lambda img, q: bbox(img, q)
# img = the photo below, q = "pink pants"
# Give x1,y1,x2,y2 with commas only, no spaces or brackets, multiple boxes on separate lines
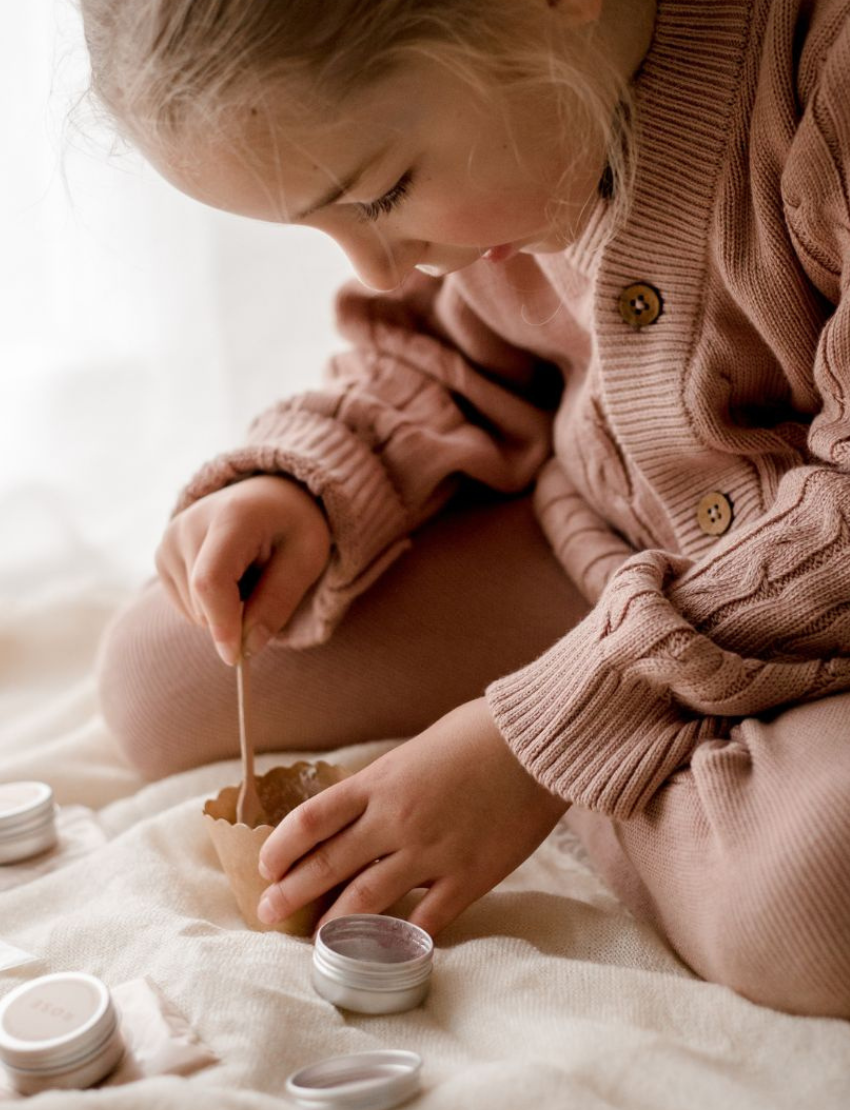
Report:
97,494,850,1019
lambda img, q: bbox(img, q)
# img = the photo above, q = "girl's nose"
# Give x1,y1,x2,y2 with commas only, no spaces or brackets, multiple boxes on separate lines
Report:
336,228,421,292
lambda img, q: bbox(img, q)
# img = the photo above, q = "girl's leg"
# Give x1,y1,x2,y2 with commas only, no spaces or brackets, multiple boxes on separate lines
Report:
567,692,850,1018
96,493,591,778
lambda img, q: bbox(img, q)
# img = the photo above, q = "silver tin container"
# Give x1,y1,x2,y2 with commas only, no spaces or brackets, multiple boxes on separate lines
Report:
312,915,433,1014
0,782,58,865
286,1049,422,1110
0,972,125,1094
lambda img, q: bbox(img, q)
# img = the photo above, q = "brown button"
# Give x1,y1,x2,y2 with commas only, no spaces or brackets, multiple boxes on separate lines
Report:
697,492,733,536
618,283,663,327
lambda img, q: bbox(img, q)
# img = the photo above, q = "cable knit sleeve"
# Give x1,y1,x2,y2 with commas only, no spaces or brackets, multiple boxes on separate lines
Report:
173,270,559,646
486,17,850,819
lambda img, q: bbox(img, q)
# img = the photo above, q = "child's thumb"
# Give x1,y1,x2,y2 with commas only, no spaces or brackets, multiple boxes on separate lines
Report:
241,546,316,657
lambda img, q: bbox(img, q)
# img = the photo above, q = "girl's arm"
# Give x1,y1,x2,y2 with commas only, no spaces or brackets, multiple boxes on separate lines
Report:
488,23,850,819
172,265,563,647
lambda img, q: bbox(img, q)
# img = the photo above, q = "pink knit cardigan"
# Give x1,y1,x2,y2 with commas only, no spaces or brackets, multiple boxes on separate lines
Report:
176,0,850,818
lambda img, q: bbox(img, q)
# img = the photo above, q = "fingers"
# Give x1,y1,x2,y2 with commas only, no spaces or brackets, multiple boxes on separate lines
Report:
154,551,197,626
240,539,325,658
259,852,417,928
257,780,399,927
165,514,276,665
259,844,478,937
155,537,215,633
154,479,331,665
259,782,366,883
316,855,415,922
189,523,250,664
407,879,476,939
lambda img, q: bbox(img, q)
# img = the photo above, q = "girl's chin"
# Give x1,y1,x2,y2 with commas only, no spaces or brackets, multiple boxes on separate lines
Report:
518,239,566,254
414,232,566,278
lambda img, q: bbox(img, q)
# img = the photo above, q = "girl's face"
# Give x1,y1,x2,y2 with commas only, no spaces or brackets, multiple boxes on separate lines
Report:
147,54,613,291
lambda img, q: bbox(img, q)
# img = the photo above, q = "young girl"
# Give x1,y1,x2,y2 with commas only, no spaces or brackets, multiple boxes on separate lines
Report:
84,0,850,1019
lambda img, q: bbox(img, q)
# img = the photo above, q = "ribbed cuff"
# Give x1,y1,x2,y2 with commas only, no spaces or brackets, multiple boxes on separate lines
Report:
485,610,714,819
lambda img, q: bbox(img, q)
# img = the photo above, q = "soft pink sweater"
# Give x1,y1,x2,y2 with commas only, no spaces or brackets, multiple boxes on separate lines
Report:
177,0,850,818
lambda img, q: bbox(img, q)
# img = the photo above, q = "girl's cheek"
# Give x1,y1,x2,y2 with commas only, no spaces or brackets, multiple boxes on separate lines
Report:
424,194,546,246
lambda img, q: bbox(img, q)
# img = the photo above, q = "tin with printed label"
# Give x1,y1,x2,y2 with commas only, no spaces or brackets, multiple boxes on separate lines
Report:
0,972,124,1094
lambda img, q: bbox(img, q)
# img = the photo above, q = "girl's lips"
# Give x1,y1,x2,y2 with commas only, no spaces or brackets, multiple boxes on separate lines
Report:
481,243,520,264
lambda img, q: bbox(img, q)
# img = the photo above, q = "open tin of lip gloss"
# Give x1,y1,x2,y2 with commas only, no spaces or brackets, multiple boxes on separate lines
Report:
311,915,434,1015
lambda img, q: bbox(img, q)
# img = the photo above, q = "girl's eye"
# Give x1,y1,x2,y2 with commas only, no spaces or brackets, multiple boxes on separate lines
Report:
353,171,414,223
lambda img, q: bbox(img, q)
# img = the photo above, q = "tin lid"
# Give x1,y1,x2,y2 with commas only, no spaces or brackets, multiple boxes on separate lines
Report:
285,1050,422,1110
0,783,54,838
0,973,116,1073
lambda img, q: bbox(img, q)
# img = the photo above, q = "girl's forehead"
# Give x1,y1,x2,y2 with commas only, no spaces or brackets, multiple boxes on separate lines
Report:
147,60,491,222
145,87,413,223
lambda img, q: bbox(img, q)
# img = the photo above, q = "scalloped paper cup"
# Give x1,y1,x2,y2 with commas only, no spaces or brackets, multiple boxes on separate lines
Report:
203,761,348,935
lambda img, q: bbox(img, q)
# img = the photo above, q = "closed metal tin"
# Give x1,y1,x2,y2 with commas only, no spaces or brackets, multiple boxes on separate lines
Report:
0,972,124,1094
0,782,58,865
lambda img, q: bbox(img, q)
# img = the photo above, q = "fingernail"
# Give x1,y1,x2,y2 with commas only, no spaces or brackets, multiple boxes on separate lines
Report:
244,624,271,658
257,893,277,925
214,641,237,666
210,630,238,666
258,858,273,882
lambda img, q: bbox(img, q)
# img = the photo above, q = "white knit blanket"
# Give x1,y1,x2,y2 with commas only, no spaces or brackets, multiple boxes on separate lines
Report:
1,581,848,1109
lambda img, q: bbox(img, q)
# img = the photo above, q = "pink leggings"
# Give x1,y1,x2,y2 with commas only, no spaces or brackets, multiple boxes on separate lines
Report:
97,494,850,1019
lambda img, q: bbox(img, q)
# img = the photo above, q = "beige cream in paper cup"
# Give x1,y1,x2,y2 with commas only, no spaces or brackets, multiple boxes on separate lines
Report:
203,761,348,935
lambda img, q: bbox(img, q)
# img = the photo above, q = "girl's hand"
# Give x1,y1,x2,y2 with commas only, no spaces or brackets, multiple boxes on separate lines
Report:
155,474,331,665
256,698,569,937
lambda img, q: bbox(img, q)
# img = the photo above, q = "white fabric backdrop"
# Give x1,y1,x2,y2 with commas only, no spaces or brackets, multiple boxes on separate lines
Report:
0,1,352,602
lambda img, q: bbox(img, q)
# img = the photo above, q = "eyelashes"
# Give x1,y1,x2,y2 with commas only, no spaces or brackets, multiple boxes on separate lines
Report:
353,170,414,223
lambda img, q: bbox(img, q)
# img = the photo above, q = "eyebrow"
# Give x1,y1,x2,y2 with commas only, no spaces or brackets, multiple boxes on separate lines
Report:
292,144,392,222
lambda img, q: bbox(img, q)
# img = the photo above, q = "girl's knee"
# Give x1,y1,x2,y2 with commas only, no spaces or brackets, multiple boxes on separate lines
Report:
96,584,227,780
680,710,850,1017
696,832,850,1019
709,895,850,1019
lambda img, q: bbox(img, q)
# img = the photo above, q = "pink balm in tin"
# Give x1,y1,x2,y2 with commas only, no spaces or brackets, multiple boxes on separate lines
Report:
312,914,434,1014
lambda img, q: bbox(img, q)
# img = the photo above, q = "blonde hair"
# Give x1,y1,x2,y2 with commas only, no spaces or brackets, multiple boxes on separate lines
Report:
79,0,636,232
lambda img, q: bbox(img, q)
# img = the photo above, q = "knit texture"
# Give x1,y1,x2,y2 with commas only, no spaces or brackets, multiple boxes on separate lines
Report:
175,0,850,817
